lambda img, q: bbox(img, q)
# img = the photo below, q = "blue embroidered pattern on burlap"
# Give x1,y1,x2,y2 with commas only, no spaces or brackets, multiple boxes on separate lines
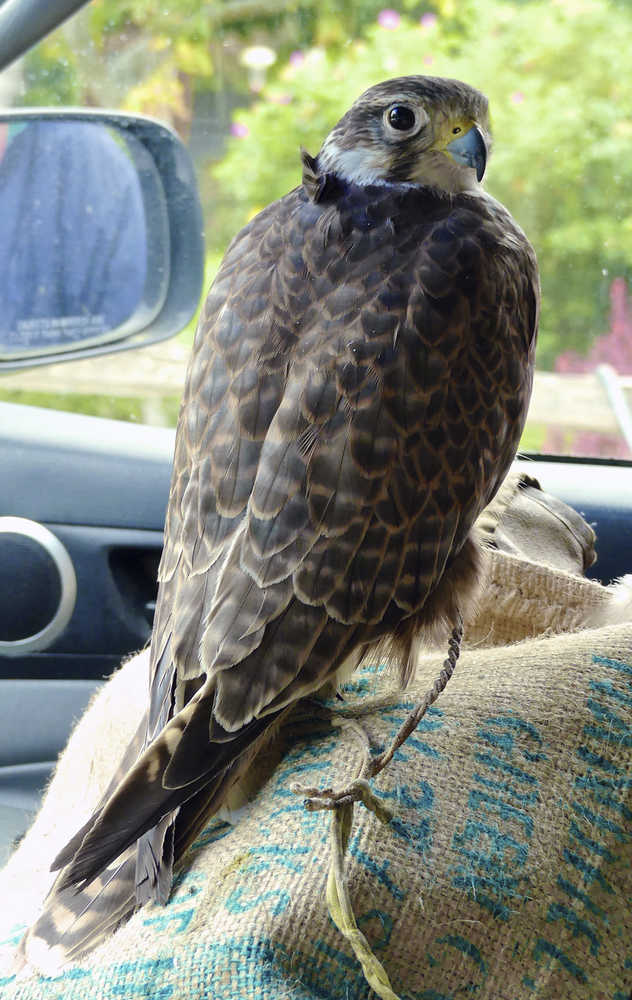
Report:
1,655,630,999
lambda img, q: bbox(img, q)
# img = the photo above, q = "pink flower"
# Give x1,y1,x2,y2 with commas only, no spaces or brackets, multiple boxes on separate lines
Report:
269,93,292,105
420,12,437,29
511,91,525,105
423,54,434,66
378,9,401,29
289,50,305,67
555,278,632,374
230,122,249,139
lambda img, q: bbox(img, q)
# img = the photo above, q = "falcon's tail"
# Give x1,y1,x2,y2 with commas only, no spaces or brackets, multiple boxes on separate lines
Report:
18,766,241,973
18,692,283,972
17,850,138,975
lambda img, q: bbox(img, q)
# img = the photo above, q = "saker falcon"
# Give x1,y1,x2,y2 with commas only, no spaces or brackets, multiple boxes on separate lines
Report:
20,75,539,969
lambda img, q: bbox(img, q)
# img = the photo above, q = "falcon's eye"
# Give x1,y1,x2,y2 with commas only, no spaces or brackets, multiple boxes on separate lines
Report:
387,105,416,131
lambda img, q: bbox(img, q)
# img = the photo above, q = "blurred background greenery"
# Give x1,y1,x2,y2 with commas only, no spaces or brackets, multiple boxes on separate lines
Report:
2,0,632,454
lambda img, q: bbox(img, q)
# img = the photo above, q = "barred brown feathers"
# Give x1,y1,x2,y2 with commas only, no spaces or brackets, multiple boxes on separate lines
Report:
20,75,538,971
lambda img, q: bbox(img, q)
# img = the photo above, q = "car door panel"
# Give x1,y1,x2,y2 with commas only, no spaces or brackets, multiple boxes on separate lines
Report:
0,679,99,863
0,401,174,856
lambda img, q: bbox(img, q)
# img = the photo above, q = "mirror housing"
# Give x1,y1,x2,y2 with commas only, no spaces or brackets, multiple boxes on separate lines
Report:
0,109,204,371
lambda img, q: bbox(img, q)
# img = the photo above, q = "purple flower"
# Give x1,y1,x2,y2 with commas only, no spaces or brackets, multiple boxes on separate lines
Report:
511,91,525,105
230,122,249,139
289,50,305,67
378,9,401,29
420,12,437,29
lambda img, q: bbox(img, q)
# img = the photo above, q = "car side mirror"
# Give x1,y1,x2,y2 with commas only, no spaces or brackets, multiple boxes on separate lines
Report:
0,110,204,371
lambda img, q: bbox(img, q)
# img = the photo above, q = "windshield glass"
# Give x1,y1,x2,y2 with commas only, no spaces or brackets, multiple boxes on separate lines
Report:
0,0,630,459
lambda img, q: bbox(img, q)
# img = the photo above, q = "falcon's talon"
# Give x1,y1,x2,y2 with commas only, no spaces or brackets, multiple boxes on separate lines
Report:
295,777,393,823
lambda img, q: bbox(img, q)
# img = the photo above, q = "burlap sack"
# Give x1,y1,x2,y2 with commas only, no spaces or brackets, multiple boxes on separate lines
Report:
0,478,630,999
0,557,630,998
465,548,612,648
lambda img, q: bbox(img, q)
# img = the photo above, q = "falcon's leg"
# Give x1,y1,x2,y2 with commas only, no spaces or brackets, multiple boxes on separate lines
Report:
369,612,463,779
292,613,464,816
292,617,464,1000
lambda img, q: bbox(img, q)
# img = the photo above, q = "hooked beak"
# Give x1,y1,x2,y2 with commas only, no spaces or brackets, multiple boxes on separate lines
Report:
446,124,487,182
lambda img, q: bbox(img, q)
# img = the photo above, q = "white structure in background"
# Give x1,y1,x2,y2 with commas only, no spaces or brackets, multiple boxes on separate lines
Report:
240,45,276,92
0,59,23,105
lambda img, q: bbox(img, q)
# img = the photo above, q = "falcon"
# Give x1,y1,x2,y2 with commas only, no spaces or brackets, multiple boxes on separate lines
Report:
21,75,539,968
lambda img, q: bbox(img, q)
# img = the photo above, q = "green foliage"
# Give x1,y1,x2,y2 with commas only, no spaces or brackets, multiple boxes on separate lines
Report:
0,388,181,426
21,39,81,106
13,0,632,393
518,421,546,454
211,0,632,368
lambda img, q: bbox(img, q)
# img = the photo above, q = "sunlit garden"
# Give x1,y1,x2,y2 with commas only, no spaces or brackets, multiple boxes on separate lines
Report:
1,0,631,456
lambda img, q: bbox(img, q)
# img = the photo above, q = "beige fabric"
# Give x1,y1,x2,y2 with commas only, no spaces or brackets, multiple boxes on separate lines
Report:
0,652,150,943
477,471,597,576
467,548,611,648
467,469,609,647
0,545,630,999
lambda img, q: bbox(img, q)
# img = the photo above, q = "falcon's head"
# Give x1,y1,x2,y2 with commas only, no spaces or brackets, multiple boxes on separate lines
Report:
316,76,491,194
